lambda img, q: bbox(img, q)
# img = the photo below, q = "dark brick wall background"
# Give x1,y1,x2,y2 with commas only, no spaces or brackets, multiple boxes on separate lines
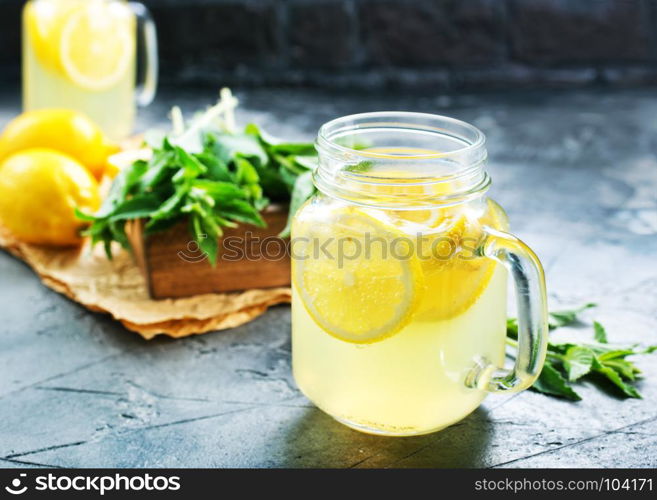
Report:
4,0,657,89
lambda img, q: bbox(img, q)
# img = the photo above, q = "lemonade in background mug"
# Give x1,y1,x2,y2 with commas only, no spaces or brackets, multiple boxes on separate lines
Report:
292,112,549,436
22,0,157,139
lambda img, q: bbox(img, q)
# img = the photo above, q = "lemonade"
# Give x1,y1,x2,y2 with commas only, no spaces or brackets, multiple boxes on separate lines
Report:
291,112,549,436
22,0,153,139
292,191,509,435
292,272,507,435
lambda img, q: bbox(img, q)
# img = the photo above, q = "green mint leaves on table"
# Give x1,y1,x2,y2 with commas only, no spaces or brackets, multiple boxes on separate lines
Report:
507,304,656,400
78,89,317,265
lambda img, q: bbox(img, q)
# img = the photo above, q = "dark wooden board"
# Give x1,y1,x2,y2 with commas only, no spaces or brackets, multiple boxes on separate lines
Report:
127,206,291,299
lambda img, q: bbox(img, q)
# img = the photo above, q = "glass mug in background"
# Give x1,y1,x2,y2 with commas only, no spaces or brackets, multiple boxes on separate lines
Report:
291,113,549,436
22,0,158,140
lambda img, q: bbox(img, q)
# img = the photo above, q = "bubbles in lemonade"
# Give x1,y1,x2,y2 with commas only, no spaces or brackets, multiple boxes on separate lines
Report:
23,0,136,139
292,158,509,435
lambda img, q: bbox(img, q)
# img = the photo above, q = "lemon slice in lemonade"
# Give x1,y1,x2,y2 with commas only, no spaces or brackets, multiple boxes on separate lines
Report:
414,200,508,321
59,1,135,91
294,207,425,344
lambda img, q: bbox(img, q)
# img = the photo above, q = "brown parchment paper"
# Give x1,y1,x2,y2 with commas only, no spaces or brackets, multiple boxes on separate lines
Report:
0,225,291,339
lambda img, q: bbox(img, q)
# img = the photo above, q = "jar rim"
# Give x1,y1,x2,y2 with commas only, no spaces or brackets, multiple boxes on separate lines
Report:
316,111,486,162
314,111,491,208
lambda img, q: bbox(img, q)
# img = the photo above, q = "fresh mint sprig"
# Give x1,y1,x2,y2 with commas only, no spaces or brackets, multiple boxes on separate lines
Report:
507,304,656,400
78,89,317,265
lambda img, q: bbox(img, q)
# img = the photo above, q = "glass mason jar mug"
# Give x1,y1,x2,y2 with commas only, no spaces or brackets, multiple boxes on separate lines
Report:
291,112,549,436
22,0,158,139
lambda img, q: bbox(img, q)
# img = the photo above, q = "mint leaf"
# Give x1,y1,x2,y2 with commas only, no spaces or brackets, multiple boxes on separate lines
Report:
190,214,219,267
211,132,268,167
532,363,582,400
597,349,637,361
548,303,596,329
601,359,638,381
279,171,315,239
74,208,96,222
244,123,315,155
145,189,188,229
593,321,608,343
562,346,594,381
271,143,316,156
344,161,374,173
593,364,642,399
508,303,657,402
95,159,148,218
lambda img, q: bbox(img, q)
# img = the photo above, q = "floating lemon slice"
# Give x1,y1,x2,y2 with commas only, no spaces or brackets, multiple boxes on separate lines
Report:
415,199,508,321
59,2,134,91
293,207,424,344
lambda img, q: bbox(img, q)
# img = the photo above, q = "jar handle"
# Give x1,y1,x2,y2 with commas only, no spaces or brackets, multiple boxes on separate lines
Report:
129,2,158,107
465,228,549,392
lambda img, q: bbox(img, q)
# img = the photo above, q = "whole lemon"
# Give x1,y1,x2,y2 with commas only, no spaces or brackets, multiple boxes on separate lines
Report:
0,109,116,180
0,149,101,246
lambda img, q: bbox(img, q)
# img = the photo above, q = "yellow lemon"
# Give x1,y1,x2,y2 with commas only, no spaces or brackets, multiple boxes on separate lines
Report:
0,109,117,180
293,207,424,344
0,149,101,246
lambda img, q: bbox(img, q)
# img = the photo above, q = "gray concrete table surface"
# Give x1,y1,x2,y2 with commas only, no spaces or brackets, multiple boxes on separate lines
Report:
0,86,656,468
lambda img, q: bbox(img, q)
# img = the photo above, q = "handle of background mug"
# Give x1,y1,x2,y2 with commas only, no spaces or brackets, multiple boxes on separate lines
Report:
129,2,158,107
466,227,549,392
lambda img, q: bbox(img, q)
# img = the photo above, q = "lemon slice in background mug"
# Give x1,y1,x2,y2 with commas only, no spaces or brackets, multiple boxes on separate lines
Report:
59,1,135,91
24,0,73,73
293,207,425,344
